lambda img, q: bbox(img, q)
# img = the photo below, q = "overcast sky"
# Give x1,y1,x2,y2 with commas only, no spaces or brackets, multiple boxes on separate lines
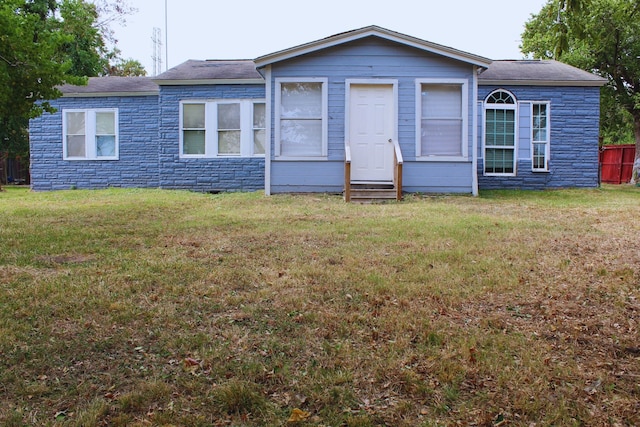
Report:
113,0,548,75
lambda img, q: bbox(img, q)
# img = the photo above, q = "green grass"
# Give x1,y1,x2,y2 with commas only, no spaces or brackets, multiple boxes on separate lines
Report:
0,185,639,426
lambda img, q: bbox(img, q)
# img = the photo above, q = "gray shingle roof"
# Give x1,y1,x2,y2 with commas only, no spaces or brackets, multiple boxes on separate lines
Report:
59,76,158,96
479,60,607,86
153,60,263,83
58,57,607,97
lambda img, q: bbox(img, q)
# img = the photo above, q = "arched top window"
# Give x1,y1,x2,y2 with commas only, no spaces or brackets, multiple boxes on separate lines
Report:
486,90,516,105
484,90,517,175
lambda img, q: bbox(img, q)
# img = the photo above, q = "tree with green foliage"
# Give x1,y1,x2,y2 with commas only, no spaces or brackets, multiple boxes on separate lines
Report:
521,0,640,183
0,0,143,189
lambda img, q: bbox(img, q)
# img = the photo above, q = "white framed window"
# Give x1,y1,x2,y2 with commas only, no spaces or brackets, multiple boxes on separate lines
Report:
180,100,265,158
532,102,550,171
275,78,328,159
416,79,468,159
484,90,517,175
63,109,118,160
252,102,266,155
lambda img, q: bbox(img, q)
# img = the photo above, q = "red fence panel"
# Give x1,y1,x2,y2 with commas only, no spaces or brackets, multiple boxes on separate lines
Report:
599,144,636,184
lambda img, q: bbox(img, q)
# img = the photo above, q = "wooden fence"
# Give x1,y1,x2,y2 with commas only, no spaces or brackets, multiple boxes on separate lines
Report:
599,144,636,184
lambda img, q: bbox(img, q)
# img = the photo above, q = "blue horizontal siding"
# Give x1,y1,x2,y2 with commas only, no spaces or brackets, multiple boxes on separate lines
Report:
268,36,476,193
403,162,473,193
29,95,160,191
271,161,344,193
477,85,600,190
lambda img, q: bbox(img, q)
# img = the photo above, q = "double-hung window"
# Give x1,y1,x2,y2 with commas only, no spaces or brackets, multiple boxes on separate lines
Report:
484,90,517,175
532,102,550,171
63,109,118,160
275,78,328,158
416,80,467,158
180,100,265,158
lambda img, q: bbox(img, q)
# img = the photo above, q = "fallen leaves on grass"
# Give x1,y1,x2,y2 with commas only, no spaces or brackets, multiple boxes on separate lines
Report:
287,408,311,423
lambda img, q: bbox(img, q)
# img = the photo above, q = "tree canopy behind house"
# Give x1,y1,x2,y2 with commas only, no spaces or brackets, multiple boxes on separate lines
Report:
0,0,144,185
521,0,640,183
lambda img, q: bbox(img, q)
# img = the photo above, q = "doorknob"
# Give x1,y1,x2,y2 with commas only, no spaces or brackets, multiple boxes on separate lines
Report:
388,139,392,143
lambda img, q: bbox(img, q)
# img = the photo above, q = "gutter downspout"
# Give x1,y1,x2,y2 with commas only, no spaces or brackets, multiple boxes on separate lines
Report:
264,66,272,196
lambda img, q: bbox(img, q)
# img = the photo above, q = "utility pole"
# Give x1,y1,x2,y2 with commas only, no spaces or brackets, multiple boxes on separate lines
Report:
165,0,169,71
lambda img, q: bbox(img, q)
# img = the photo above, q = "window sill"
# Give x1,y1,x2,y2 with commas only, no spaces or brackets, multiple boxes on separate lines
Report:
64,157,119,161
179,155,265,159
484,173,516,177
532,169,550,173
415,156,468,162
274,156,328,161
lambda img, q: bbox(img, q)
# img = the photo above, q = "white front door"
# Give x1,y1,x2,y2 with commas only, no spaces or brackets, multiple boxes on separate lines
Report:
349,84,395,182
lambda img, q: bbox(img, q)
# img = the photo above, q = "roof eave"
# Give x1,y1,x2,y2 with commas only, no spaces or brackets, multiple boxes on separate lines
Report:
152,78,264,86
255,26,492,68
479,79,607,87
62,91,159,98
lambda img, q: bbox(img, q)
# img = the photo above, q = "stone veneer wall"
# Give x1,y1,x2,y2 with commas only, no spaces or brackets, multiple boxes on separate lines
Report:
157,84,265,192
477,85,601,190
30,95,160,191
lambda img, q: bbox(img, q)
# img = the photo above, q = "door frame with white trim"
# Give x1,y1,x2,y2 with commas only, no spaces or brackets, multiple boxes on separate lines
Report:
345,79,398,182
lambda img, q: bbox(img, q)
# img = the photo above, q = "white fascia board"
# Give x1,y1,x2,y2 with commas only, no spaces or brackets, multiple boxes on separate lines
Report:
479,79,607,87
255,27,492,69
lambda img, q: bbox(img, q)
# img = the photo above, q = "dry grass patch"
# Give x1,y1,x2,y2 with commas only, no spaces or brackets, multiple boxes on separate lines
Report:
0,186,638,426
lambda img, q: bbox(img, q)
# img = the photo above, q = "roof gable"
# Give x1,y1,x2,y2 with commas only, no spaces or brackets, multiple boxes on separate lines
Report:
254,25,492,69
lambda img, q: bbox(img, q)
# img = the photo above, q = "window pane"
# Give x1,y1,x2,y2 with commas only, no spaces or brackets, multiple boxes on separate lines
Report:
254,129,265,155
421,119,462,156
96,112,115,134
422,85,461,118
280,119,322,156
533,129,547,142
533,142,546,169
218,103,240,130
183,130,205,154
218,130,241,155
281,82,322,118
533,104,548,142
485,148,514,174
487,91,515,104
485,109,515,146
66,135,86,157
96,135,116,157
66,112,85,135
183,104,205,128
253,103,266,128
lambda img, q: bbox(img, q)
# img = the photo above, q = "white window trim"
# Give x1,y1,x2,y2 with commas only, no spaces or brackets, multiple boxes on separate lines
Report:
531,101,551,172
274,77,328,160
483,90,518,176
62,108,119,161
415,78,468,161
179,99,266,159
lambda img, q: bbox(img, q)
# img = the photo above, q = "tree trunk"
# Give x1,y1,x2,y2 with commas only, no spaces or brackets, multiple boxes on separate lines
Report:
633,114,640,184
0,154,5,192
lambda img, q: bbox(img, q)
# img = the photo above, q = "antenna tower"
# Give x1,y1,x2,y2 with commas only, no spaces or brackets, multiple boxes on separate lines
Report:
152,27,163,76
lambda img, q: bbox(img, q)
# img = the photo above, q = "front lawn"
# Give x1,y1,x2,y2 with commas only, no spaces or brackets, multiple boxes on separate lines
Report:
0,186,638,426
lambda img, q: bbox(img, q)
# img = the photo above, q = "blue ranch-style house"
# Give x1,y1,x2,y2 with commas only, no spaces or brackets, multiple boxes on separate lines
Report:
29,26,607,200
